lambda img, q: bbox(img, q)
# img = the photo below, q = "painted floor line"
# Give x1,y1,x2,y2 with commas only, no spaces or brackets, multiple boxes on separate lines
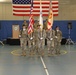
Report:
40,56,50,75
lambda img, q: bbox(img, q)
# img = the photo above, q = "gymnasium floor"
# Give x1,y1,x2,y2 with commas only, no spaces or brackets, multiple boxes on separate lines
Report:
0,44,76,75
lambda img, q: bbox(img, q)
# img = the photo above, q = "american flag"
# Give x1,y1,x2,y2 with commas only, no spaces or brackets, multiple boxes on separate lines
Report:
51,1,59,16
12,0,59,16
28,15,34,34
28,0,34,34
12,0,51,16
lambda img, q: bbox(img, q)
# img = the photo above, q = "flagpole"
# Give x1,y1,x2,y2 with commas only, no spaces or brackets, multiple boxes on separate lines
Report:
39,0,43,31
40,0,41,6
40,0,42,38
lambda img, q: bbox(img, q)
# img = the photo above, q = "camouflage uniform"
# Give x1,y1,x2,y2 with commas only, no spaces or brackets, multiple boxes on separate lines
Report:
36,26,46,55
33,29,37,51
55,29,62,54
33,20,39,29
46,29,55,55
22,20,28,28
31,21,39,54
19,26,28,56
43,19,48,30
28,31,35,55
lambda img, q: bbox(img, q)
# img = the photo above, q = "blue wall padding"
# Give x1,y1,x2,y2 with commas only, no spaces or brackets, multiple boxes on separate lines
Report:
0,20,76,42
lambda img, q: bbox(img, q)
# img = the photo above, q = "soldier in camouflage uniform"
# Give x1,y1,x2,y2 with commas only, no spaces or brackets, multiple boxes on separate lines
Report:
36,25,46,55
33,20,39,44
46,28,55,55
28,30,35,55
33,20,39,29
19,25,28,56
54,26,62,54
22,20,28,29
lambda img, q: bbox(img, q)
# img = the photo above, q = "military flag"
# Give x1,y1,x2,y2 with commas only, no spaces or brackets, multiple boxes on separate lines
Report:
28,0,34,34
47,8,53,30
39,0,43,31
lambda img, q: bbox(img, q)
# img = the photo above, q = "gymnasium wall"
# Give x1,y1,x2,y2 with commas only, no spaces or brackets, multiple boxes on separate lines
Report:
0,1,76,42
0,0,76,20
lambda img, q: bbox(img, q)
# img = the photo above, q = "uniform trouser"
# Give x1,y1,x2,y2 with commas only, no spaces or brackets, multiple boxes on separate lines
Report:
20,38,27,54
47,39,55,54
28,40,35,52
37,39,45,53
55,41,61,53
34,40,37,50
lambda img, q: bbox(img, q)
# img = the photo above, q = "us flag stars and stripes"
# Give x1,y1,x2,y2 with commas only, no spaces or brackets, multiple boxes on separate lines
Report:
28,0,34,34
13,0,31,4
12,0,59,16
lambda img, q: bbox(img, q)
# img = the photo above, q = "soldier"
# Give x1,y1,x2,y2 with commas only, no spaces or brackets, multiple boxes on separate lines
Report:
19,25,28,56
33,20,39,29
54,26,62,54
46,28,55,55
28,30,35,55
22,20,28,28
36,25,46,55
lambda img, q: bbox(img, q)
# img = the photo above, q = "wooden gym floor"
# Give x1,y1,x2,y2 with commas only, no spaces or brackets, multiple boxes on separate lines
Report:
0,44,76,75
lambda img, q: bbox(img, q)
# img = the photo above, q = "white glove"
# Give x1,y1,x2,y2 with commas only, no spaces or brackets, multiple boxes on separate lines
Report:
59,40,61,42
30,37,33,40
50,38,53,40
55,36,57,38
19,35,21,38
40,37,43,40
